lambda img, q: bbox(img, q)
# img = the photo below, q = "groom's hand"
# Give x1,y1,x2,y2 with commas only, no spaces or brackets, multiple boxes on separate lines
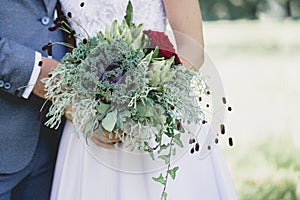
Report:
33,57,59,99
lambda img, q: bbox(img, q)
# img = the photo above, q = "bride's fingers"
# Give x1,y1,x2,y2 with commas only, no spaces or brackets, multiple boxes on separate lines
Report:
102,131,124,143
92,130,122,147
91,136,116,150
64,105,73,121
98,135,121,143
93,130,124,143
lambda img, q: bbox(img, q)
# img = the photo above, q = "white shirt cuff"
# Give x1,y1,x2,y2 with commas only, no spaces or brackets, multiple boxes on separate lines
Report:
22,52,42,99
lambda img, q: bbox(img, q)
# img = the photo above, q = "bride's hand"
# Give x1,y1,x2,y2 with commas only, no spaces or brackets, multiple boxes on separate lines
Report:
91,130,124,150
64,105,73,121
64,105,123,149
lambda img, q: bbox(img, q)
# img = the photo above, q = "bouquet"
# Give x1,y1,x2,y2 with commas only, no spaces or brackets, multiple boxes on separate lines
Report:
43,2,216,199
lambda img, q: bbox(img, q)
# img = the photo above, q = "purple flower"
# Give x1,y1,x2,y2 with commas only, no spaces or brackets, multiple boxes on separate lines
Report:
97,62,125,84
108,74,125,84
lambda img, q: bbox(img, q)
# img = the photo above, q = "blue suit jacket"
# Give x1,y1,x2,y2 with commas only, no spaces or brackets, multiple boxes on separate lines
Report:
0,0,66,173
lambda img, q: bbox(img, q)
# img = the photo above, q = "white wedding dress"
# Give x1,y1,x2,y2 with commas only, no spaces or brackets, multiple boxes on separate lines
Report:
51,0,238,199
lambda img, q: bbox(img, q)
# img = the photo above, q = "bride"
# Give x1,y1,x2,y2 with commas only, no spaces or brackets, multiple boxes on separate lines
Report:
51,0,238,199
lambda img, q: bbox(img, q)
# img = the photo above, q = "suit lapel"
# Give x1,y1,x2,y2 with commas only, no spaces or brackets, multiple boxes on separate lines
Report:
42,0,57,15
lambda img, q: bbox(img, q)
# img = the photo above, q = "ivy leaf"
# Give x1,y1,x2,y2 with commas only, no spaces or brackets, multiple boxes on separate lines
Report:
158,154,170,165
166,116,172,125
155,133,162,143
101,109,118,132
167,166,179,180
173,133,183,148
158,143,170,154
152,173,166,185
172,148,176,156
162,192,167,200
149,151,155,160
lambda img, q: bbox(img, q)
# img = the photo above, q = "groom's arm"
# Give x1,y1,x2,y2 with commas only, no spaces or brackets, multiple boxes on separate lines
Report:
32,56,60,99
0,37,59,99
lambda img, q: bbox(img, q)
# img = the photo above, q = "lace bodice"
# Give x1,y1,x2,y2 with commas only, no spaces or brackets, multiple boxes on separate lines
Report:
60,0,166,38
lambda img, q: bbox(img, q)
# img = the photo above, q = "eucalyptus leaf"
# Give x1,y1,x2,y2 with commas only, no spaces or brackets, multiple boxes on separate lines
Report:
101,109,118,132
96,102,111,114
136,102,154,117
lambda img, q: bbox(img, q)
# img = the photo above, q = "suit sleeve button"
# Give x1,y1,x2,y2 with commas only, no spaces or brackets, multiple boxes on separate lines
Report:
41,16,50,26
4,82,11,90
0,80,4,88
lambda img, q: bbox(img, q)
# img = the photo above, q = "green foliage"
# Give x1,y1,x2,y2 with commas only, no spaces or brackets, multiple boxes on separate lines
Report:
101,109,118,132
168,166,179,180
228,136,300,200
124,1,133,26
241,177,298,200
158,154,171,165
153,174,166,185
44,2,209,199
173,134,183,148
199,0,263,20
162,192,167,200
199,0,299,20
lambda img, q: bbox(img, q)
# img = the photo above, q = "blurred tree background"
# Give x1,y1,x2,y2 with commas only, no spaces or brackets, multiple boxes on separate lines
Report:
199,0,300,20
198,0,300,200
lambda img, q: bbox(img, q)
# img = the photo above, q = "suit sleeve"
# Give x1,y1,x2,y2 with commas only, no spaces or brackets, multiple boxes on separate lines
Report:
22,52,42,99
0,36,37,98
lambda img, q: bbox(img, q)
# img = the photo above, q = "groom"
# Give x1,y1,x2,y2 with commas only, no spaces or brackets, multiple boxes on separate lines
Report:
0,0,66,199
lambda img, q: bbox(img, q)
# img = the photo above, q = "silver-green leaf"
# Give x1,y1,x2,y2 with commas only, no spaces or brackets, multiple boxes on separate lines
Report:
101,109,118,132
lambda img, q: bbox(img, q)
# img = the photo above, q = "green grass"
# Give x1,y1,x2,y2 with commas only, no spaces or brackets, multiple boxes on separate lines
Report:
203,19,300,200
225,136,300,200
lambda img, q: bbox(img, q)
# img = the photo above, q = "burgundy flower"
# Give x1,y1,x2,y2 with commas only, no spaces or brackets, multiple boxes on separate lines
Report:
143,30,182,65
